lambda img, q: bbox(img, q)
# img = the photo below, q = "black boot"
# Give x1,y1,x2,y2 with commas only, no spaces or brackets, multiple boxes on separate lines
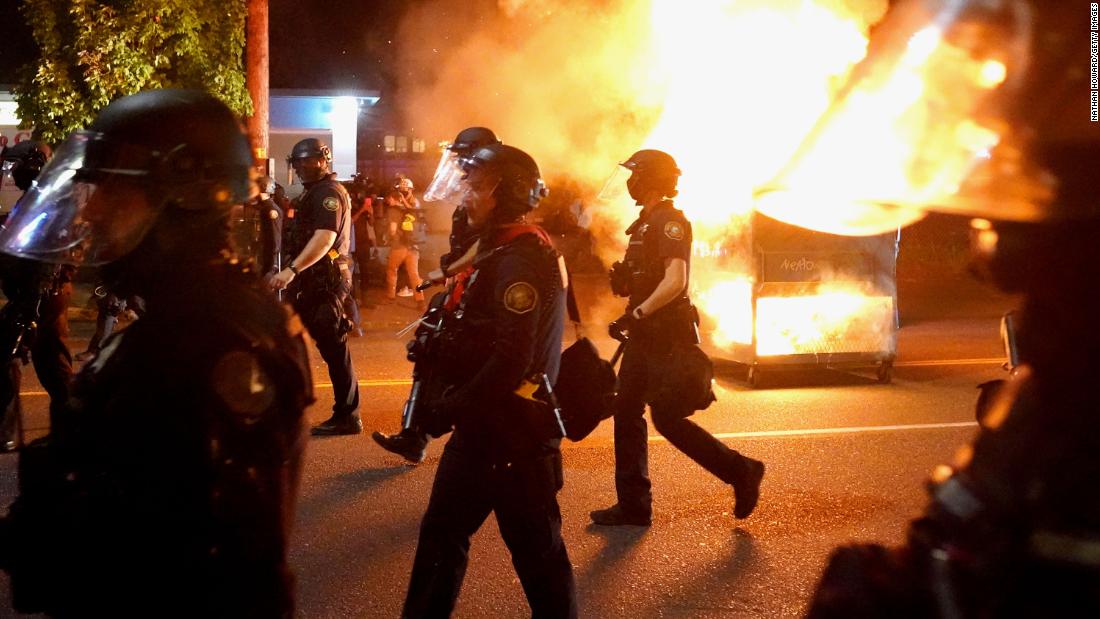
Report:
310,414,363,436
589,504,651,526
732,457,765,519
371,429,427,464
0,410,19,452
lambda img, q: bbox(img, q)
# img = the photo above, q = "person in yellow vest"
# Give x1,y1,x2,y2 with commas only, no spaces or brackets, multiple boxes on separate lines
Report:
384,177,425,307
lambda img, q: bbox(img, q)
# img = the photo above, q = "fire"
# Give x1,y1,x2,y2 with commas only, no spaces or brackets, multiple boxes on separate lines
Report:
617,0,1015,362
398,0,1018,364
755,287,895,357
756,5,1028,235
695,277,754,348
611,0,898,359
639,0,883,228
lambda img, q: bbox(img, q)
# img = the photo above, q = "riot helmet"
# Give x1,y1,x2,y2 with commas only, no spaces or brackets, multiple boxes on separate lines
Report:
599,148,681,205
0,89,254,266
449,127,500,155
1,140,53,192
286,138,332,164
287,138,332,184
424,127,501,202
457,143,548,227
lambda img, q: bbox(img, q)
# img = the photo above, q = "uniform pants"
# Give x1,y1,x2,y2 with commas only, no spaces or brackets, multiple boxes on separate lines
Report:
386,246,424,301
612,339,746,515
294,285,359,419
403,438,577,619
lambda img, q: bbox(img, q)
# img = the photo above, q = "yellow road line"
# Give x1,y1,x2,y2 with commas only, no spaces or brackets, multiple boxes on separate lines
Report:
894,358,1004,367
702,421,978,440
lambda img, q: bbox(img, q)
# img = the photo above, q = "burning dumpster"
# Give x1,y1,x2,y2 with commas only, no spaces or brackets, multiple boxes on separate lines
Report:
696,211,897,387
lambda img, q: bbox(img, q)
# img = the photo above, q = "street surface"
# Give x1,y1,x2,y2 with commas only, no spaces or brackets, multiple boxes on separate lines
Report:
0,271,1015,618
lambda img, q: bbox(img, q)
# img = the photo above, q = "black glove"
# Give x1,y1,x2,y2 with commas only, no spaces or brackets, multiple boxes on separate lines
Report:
428,385,470,425
608,311,638,342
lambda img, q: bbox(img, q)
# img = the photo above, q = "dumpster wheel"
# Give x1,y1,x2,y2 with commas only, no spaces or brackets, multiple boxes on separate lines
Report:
876,360,894,384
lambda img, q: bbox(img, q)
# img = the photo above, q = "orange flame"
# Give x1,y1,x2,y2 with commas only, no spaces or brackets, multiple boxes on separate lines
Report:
397,0,1014,360
755,287,895,356
619,1,900,358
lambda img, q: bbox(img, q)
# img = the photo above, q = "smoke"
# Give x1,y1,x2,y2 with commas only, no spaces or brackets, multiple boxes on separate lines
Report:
394,0,662,193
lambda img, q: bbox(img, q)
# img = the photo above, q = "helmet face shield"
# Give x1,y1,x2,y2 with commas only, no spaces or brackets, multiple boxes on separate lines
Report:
423,149,465,202
0,131,160,266
597,164,633,203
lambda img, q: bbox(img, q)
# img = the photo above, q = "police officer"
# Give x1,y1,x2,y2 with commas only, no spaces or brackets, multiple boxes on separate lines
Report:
590,149,765,526
250,174,285,278
806,2,1100,615
0,140,74,449
402,143,576,618
271,138,362,436
0,89,312,616
372,126,502,463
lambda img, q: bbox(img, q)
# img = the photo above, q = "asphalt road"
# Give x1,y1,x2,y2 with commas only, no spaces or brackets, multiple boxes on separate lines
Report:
0,273,1016,618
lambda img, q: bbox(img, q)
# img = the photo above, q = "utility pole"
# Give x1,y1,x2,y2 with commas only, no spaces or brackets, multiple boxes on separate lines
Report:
246,0,269,170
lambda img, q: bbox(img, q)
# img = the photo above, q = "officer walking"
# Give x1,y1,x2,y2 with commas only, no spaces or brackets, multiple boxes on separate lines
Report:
0,89,313,616
372,126,502,463
270,138,362,436
401,143,577,618
590,149,765,526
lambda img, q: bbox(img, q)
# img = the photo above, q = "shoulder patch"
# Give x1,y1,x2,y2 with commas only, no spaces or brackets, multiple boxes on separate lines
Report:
664,220,685,241
503,281,538,314
322,196,339,212
212,351,276,423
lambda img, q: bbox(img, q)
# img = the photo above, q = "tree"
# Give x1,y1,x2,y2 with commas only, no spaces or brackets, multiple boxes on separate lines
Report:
15,0,251,143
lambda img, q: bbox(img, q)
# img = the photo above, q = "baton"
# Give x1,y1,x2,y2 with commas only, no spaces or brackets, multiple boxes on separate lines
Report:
609,341,626,368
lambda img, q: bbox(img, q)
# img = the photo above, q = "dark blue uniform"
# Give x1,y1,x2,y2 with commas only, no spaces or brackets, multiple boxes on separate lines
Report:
403,229,577,618
2,263,313,617
612,201,753,518
284,173,359,421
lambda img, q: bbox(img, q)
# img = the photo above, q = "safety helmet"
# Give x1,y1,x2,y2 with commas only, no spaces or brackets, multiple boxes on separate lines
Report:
622,149,680,179
448,127,501,155
461,143,548,218
1,140,53,191
599,148,681,204
425,127,502,202
0,89,254,265
286,138,332,163
397,177,414,191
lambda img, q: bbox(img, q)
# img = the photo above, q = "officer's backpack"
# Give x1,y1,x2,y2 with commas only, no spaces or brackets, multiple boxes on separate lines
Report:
555,335,617,441
553,281,619,442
